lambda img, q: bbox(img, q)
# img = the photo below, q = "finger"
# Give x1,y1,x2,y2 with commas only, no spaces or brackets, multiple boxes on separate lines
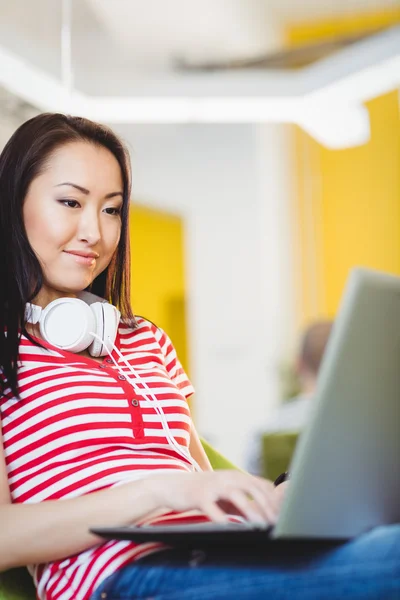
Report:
224,489,268,525
201,501,232,523
217,472,280,522
246,485,279,525
220,472,280,521
273,481,290,507
234,472,276,499
252,476,282,515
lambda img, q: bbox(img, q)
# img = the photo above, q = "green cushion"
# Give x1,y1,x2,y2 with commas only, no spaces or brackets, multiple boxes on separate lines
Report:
0,568,35,600
0,438,237,599
261,431,299,481
200,437,239,471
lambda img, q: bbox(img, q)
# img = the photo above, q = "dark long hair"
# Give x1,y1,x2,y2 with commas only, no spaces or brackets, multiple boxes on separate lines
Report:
0,113,136,399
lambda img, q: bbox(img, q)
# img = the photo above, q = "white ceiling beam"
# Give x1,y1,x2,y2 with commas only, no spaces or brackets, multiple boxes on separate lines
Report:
0,26,399,149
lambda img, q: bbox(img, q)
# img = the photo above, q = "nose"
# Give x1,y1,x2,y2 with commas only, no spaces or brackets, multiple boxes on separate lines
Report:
77,208,101,246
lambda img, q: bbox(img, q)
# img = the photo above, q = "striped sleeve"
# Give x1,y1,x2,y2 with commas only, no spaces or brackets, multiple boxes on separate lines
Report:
152,325,194,399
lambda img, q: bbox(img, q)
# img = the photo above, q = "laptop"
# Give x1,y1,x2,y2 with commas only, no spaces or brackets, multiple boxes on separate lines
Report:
92,268,400,545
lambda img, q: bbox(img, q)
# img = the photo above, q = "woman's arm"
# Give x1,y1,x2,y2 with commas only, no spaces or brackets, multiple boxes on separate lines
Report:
0,436,160,571
0,434,282,571
0,480,160,571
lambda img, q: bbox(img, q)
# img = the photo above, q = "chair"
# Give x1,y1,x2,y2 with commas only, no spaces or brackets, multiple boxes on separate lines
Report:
261,431,299,481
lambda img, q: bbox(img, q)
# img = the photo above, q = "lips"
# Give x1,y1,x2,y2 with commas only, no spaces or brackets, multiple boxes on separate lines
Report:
64,250,99,259
64,250,99,266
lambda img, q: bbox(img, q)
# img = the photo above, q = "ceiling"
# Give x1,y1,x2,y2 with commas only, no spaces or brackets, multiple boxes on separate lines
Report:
0,0,398,80
0,0,398,147
87,0,400,69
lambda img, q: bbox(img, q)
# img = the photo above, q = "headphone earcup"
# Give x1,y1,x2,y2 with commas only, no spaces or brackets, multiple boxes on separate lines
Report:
40,298,96,352
88,302,120,357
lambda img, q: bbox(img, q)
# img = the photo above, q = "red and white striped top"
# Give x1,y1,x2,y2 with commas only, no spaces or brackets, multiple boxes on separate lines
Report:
0,318,207,600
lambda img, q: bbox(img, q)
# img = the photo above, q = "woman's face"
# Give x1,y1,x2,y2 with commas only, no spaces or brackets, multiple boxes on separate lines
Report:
23,141,124,307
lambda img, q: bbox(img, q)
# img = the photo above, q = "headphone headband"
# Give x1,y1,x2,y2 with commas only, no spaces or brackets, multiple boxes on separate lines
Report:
25,293,120,357
25,303,42,325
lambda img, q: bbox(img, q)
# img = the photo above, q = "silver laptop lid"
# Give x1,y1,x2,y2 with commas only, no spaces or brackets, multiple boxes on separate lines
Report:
274,268,400,539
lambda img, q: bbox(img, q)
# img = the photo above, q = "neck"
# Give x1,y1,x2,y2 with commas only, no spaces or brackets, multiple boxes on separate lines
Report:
30,288,77,310
25,321,41,339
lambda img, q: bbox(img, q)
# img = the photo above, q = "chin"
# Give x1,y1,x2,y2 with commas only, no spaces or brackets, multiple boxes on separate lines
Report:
48,277,95,296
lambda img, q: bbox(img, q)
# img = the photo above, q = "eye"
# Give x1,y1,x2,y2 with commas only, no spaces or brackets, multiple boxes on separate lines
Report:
103,207,122,216
59,199,80,209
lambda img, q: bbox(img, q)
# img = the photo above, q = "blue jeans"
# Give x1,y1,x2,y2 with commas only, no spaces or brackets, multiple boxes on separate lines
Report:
92,524,400,599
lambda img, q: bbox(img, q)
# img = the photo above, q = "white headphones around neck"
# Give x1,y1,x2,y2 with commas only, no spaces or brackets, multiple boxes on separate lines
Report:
24,291,121,357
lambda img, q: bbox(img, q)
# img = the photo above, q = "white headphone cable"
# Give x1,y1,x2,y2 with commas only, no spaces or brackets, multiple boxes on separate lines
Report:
89,332,202,472
111,343,201,472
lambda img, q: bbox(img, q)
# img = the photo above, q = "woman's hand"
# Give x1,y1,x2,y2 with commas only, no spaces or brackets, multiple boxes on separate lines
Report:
147,470,283,525
272,480,290,511
218,479,290,523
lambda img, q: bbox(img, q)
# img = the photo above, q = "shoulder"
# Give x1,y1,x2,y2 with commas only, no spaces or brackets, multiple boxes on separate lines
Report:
267,394,313,432
118,317,164,347
281,394,312,413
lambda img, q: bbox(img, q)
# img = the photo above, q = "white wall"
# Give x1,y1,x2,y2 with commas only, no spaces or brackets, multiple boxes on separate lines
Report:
116,122,297,466
0,112,20,148
0,88,39,149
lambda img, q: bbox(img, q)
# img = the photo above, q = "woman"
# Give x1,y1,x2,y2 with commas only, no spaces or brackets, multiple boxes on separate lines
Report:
0,113,398,600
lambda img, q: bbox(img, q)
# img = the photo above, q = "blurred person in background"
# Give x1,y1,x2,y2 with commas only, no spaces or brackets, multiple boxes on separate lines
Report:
246,320,333,476
268,320,333,432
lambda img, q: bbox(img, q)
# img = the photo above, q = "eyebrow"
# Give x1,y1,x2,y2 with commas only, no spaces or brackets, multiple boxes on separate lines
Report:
55,182,123,199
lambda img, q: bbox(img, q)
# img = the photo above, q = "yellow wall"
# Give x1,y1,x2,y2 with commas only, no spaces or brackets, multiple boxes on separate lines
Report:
288,10,400,323
287,8,400,46
129,203,189,372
